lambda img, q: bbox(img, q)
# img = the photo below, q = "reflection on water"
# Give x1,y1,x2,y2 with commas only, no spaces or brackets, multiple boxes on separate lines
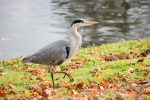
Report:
0,0,150,60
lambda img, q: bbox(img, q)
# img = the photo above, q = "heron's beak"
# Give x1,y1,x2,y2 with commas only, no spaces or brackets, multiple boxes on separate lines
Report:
83,21,99,25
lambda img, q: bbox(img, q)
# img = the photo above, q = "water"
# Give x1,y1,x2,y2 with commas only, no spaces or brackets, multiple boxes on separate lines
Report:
0,0,150,60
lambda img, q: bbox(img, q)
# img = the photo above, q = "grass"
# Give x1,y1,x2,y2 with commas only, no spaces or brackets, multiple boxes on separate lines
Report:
0,38,150,99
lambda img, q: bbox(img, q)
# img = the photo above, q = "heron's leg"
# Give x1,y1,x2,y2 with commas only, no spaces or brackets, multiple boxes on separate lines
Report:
51,72,55,88
50,66,55,89
55,72,74,82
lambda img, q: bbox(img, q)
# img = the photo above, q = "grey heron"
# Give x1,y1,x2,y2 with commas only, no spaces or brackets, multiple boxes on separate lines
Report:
22,19,98,88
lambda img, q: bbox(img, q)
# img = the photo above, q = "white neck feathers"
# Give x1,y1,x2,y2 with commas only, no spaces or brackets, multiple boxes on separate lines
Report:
67,24,82,59
70,25,82,46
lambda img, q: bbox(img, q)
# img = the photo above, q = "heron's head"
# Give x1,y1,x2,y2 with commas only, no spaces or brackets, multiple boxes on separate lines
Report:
71,19,98,28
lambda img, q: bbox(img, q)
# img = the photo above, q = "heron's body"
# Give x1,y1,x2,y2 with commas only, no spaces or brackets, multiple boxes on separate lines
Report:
23,40,71,65
22,19,98,88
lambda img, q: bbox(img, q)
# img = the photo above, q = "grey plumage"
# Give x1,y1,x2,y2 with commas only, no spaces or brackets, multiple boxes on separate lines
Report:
22,19,98,88
22,40,71,65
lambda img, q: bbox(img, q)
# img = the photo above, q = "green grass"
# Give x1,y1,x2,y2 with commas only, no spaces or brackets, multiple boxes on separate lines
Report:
0,38,150,99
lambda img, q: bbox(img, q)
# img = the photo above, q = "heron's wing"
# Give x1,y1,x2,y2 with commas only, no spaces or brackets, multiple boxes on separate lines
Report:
22,40,70,65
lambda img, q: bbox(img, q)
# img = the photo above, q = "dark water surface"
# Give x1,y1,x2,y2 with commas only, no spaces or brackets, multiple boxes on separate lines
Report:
0,0,150,60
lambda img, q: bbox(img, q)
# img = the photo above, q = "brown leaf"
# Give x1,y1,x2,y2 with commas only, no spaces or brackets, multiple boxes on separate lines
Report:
54,93,62,99
0,68,4,73
89,89,99,94
128,91,137,97
142,87,150,94
60,86,66,90
130,62,136,65
137,58,144,63
33,92,39,97
43,88,53,97
7,81,12,84
101,79,109,88
27,68,44,75
131,49,139,55
0,92,9,97
24,90,29,99
22,74,29,79
31,85,43,94
15,94,21,99
139,63,146,67
127,82,137,87
68,92,73,97
0,85,10,97
140,49,150,57
104,68,111,71
136,81,149,85
102,54,119,61
35,86,42,94
75,82,84,90
125,54,133,59
0,86,5,91
42,79,51,84
84,55,93,61
8,83,16,89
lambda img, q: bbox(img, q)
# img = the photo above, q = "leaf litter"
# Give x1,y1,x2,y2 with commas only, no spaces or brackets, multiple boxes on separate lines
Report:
0,39,150,99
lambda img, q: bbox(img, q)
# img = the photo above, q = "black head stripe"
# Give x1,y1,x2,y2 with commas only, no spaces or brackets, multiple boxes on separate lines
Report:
71,19,84,26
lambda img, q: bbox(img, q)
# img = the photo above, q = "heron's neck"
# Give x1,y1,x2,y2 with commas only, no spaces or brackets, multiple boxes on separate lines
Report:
70,26,82,47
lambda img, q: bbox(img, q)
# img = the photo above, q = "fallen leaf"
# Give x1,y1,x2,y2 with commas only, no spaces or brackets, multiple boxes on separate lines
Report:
128,91,137,97
0,92,9,97
75,82,84,90
136,81,149,85
131,48,139,55
0,68,3,72
0,86,10,97
35,86,42,94
102,54,119,61
127,82,137,87
68,92,73,96
8,84,16,89
22,74,29,79
101,79,109,88
140,49,150,57
7,82,16,89
89,89,99,94
15,93,21,99
24,90,29,99
27,68,44,75
139,63,145,67
0,86,5,92
31,85,43,94
33,92,39,97
142,87,150,94
42,79,51,84
125,54,133,59
43,88,52,97
137,58,144,63
104,68,111,71
54,93,62,98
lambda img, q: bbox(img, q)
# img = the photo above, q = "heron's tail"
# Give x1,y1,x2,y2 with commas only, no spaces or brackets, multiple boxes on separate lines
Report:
22,56,31,63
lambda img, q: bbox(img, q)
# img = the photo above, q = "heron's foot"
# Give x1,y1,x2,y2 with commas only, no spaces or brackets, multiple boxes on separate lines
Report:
55,71,74,82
